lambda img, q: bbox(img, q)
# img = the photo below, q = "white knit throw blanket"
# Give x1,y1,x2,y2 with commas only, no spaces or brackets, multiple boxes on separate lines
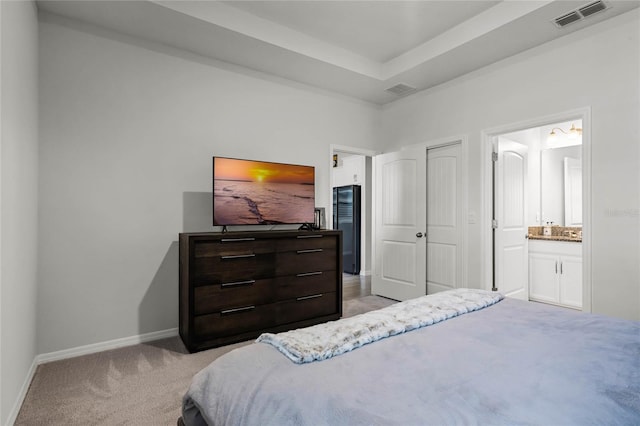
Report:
257,288,504,364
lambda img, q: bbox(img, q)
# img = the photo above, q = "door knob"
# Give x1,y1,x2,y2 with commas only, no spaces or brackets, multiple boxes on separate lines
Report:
416,232,423,238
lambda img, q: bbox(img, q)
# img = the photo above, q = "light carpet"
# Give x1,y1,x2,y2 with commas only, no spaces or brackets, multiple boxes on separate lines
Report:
14,295,396,425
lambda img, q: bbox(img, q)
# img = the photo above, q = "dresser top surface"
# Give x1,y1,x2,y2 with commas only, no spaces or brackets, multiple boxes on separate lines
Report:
180,229,341,239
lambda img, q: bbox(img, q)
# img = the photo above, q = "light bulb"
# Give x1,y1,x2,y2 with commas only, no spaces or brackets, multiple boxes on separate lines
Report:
568,124,579,139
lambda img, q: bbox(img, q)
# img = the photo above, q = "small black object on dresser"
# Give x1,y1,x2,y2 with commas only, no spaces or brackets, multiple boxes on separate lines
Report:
179,230,343,353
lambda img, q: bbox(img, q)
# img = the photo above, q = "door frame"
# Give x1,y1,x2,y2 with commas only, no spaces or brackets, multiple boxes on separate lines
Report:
329,144,378,276
480,107,592,312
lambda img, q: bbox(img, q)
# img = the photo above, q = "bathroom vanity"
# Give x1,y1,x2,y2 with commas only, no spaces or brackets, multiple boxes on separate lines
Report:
528,239,582,310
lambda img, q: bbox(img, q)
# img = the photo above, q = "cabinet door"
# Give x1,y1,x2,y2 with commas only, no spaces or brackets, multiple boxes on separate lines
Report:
528,253,558,303
559,255,582,309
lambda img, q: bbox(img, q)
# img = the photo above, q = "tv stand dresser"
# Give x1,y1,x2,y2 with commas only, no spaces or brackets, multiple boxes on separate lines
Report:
179,230,343,352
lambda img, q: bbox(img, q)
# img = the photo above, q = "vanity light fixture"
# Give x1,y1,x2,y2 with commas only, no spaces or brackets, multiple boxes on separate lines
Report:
548,123,582,142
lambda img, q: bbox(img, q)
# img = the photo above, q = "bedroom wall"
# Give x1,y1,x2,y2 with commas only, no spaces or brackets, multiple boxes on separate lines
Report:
0,1,40,423
381,10,640,320
37,14,381,354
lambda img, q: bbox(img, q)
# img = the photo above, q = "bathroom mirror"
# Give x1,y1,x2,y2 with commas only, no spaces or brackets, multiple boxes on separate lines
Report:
540,145,582,226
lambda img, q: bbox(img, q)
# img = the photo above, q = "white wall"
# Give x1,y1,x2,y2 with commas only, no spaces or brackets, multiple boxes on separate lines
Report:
37,15,381,354
333,154,365,187
0,1,40,423
381,10,640,320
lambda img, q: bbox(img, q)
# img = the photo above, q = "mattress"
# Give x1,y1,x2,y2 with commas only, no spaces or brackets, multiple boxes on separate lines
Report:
182,296,640,425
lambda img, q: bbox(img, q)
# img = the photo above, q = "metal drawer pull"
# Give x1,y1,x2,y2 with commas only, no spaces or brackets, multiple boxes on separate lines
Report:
297,294,323,301
221,254,256,260
296,271,323,277
297,249,323,254
297,235,323,239
221,238,255,242
221,280,255,288
221,305,256,315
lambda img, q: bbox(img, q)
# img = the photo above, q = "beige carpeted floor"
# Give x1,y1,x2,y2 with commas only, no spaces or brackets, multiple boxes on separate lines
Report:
15,295,396,426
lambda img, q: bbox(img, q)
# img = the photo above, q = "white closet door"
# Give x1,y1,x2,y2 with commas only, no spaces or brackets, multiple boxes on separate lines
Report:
426,143,463,294
372,146,426,301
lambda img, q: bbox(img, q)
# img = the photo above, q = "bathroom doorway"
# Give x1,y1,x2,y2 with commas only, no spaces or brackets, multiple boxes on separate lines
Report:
482,109,591,312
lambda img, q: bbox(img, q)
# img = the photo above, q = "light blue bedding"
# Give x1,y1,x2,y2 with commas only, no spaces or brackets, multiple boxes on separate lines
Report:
182,298,640,425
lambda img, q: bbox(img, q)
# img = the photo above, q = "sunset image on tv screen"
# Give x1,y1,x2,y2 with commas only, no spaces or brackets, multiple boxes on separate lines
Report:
213,158,315,225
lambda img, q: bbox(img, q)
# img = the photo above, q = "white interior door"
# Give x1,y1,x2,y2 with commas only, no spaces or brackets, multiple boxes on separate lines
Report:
495,138,528,299
426,143,463,294
372,146,426,301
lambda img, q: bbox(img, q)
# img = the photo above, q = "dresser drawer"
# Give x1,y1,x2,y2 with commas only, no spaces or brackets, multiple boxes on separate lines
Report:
277,235,337,252
276,272,337,300
194,304,275,338
276,248,336,276
194,278,275,315
193,238,274,257
191,252,275,283
276,292,337,324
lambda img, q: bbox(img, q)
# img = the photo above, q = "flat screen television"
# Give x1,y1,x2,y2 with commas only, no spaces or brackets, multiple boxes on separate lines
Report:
213,157,315,226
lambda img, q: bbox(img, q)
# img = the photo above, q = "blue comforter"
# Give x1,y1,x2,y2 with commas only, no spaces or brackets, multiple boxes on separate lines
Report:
182,298,640,425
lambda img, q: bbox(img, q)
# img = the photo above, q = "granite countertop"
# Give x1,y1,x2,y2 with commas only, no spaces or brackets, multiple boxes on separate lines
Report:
528,235,582,243
528,226,582,243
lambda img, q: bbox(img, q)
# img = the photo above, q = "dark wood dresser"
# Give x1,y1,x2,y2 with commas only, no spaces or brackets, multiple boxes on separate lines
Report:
179,230,343,352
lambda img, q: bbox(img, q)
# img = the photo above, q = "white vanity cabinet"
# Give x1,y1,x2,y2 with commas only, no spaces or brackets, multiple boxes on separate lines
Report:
528,240,582,309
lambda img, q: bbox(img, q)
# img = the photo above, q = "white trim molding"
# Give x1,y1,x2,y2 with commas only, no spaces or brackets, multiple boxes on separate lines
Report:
36,328,179,364
330,145,378,158
329,144,379,277
329,144,379,222
5,328,179,425
4,358,37,426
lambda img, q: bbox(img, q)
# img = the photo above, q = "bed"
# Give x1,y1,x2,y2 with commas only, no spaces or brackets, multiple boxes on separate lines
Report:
180,289,640,425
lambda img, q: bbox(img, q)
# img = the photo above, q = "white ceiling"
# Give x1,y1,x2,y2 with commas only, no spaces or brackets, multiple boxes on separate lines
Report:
37,0,639,105
223,1,501,63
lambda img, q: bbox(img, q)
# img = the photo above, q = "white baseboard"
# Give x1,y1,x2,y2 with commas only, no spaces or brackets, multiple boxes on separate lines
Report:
5,328,179,425
5,328,180,425
5,357,38,426
37,327,179,364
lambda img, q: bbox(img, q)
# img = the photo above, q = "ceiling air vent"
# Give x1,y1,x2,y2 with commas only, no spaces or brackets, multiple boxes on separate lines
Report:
385,83,416,97
579,0,607,18
555,11,582,27
553,1,609,28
